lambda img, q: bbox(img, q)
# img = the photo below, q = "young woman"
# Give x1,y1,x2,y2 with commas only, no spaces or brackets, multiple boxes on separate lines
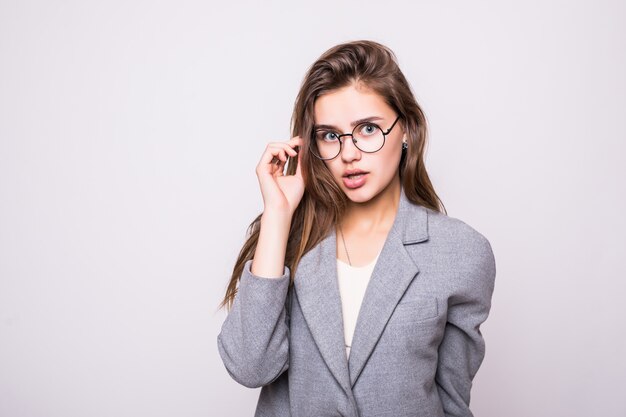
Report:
217,40,496,417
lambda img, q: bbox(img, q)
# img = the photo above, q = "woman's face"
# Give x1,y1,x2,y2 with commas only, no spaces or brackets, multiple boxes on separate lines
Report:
313,83,404,204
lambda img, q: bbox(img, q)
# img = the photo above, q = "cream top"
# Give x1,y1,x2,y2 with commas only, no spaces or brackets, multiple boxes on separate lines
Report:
336,251,381,359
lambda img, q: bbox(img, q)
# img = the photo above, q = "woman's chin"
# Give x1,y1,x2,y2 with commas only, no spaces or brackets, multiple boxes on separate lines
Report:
342,186,377,204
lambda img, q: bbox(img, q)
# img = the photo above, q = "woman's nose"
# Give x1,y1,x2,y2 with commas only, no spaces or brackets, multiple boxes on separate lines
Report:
340,137,361,162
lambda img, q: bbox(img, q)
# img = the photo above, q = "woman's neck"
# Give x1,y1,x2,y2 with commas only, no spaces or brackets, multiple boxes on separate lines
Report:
340,174,401,235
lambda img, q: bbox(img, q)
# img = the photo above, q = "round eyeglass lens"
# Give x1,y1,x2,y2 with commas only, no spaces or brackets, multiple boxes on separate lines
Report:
352,123,384,152
312,130,340,160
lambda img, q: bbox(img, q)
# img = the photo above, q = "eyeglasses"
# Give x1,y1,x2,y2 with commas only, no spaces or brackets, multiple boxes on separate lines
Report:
310,115,401,160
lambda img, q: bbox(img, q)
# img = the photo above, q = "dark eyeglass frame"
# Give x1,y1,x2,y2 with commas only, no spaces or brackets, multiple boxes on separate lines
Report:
310,115,402,161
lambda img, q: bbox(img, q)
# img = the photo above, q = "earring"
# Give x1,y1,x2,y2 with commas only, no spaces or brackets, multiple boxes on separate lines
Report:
402,141,408,150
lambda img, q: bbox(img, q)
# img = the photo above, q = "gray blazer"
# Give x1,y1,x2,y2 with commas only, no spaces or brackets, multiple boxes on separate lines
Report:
217,188,496,417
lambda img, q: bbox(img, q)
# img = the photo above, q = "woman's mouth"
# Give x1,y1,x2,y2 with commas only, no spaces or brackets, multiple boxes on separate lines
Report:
342,171,368,189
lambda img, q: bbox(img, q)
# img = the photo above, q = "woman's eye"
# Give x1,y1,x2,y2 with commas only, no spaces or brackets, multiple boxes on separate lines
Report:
359,123,378,136
317,131,338,142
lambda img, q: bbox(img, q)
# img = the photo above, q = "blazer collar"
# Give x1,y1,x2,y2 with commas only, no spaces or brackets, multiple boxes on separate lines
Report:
293,187,429,393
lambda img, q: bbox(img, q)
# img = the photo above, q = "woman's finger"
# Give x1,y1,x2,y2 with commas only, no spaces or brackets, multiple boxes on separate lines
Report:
271,150,288,175
259,145,285,168
268,143,298,158
257,138,303,180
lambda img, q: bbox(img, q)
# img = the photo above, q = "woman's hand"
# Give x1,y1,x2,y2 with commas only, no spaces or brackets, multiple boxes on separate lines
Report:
255,136,305,216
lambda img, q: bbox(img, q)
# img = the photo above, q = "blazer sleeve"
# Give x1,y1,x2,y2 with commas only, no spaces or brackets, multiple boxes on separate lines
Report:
217,259,291,388
435,235,496,417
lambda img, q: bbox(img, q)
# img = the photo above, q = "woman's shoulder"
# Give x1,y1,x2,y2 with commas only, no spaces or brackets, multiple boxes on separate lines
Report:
416,205,496,290
418,204,493,257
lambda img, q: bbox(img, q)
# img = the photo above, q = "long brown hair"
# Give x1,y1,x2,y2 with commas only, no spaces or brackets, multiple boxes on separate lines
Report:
218,40,446,311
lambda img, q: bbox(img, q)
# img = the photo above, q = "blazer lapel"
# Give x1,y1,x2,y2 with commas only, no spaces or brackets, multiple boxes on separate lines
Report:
347,189,429,387
294,229,352,394
293,188,430,392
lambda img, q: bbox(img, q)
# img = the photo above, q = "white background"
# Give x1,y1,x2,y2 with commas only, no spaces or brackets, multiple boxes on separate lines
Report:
1,1,625,416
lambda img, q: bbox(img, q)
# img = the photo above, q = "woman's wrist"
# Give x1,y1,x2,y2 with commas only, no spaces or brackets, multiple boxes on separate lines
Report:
261,203,295,221
251,210,292,278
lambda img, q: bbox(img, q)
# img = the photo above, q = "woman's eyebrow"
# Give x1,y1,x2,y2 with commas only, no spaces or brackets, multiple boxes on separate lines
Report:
313,116,384,130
